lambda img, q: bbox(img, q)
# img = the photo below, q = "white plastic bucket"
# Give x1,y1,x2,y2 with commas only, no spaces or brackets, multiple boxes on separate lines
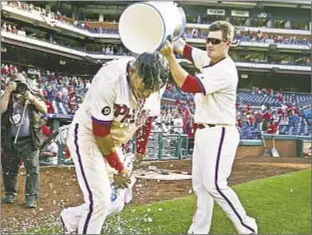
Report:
119,1,186,54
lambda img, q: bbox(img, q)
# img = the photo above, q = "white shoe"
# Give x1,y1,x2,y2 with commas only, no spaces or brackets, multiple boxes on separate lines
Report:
60,209,77,234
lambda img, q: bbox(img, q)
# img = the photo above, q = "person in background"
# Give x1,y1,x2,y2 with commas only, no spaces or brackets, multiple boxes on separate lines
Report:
1,73,47,208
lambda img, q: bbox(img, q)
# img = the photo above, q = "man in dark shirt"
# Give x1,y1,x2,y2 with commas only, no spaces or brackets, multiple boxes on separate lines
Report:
1,73,47,208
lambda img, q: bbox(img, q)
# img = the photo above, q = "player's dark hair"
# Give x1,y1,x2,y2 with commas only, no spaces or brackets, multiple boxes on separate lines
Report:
134,51,169,90
207,20,235,42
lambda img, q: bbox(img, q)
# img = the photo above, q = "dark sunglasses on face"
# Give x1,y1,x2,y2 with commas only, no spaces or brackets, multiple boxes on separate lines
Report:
205,38,226,45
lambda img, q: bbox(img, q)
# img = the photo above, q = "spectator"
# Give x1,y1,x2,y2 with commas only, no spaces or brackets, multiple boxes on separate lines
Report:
279,115,289,126
236,113,242,128
255,111,263,128
85,79,91,90
41,117,52,137
40,139,58,165
267,120,279,134
263,109,272,121
276,92,283,103
246,103,252,111
64,145,71,160
1,73,47,208
289,112,299,128
247,114,256,127
172,113,183,134
44,97,54,113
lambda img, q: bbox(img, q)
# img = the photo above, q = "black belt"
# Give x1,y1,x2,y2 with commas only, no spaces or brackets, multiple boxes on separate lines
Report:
196,123,216,129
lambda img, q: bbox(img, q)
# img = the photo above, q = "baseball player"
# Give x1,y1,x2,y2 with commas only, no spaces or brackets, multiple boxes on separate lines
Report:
160,21,258,234
60,52,169,234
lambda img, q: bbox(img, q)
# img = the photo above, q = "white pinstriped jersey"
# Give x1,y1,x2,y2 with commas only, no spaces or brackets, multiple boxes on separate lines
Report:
73,58,165,146
190,47,238,125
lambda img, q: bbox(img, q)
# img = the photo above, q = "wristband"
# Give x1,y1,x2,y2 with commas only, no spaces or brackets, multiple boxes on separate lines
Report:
105,151,124,172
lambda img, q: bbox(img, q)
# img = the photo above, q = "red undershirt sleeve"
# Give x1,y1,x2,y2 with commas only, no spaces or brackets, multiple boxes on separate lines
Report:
181,74,206,95
91,116,113,136
182,44,194,63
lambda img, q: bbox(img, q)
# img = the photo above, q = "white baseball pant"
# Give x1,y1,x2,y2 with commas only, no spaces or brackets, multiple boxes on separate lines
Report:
63,123,126,234
188,126,257,234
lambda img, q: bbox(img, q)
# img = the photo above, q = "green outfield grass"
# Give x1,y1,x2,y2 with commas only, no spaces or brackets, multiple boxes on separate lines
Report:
26,169,311,234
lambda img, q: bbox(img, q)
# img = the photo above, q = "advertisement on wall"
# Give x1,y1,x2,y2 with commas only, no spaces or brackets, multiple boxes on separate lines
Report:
207,9,225,16
231,10,249,17
257,12,268,18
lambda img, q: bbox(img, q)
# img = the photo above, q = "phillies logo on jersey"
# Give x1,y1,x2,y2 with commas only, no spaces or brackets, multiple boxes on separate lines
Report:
114,104,136,123
114,103,149,125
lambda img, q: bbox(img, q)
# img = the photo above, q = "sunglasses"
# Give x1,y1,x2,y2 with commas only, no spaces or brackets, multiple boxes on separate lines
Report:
205,38,226,45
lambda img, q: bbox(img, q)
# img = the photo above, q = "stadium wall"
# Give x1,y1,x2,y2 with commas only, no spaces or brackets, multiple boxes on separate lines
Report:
237,139,298,157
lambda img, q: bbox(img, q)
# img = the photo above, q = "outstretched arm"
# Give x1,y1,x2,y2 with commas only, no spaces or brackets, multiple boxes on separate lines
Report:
160,40,205,94
172,38,187,57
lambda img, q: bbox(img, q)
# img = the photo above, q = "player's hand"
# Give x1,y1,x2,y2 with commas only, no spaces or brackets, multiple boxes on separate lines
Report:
23,91,35,103
160,40,174,58
113,168,131,189
6,82,16,94
133,153,145,170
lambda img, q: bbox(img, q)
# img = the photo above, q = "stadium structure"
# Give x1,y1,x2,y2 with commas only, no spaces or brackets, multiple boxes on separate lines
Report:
1,0,311,162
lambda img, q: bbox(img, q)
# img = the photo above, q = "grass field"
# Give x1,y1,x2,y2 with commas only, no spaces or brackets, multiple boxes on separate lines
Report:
28,169,311,234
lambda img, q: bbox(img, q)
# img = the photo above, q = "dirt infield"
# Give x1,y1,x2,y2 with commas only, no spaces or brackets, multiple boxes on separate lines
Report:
1,156,310,234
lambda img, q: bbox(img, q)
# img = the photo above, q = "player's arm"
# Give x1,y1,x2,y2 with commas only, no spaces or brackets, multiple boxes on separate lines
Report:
93,119,124,172
162,41,230,95
92,119,115,155
90,76,125,173
173,38,210,69
165,55,229,95
94,124,130,189
163,52,205,94
172,38,187,57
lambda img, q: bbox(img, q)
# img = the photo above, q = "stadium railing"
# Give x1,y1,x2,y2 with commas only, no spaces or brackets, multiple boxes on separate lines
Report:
46,131,310,167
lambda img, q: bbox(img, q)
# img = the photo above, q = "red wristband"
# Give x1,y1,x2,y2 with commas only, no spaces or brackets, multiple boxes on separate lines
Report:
105,152,124,172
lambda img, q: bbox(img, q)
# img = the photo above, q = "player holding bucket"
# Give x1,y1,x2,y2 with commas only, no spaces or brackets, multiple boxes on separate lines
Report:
119,2,258,234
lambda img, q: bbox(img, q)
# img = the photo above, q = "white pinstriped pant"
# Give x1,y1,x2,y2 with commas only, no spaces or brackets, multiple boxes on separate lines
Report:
63,123,125,234
188,126,258,234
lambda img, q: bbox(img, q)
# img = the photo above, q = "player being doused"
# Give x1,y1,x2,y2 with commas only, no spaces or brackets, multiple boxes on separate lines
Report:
59,51,169,234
